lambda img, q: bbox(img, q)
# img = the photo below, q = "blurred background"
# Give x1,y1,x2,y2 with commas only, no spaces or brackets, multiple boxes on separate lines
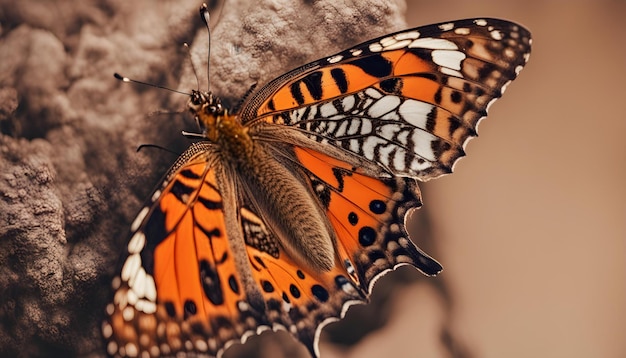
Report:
0,0,623,357
393,1,625,357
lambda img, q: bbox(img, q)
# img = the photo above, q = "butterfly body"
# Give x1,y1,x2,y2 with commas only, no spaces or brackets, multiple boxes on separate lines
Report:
104,10,531,358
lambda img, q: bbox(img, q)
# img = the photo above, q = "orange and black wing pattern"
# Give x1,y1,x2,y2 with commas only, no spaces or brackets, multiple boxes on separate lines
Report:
104,13,531,358
242,18,531,181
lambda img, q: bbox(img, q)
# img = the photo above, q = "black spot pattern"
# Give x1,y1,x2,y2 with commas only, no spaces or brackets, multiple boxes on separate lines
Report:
141,207,166,275
262,280,275,293
451,90,462,104
296,270,305,279
200,259,224,305
179,168,202,179
289,284,301,299
358,226,377,246
228,275,239,294
330,68,349,93
369,200,386,214
253,256,267,269
311,284,329,302
335,275,349,289
351,54,393,78
184,299,197,319
303,71,324,101
380,77,403,94
197,196,222,210
348,212,359,225
164,301,176,318
434,87,443,104
290,82,304,105
170,181,195,202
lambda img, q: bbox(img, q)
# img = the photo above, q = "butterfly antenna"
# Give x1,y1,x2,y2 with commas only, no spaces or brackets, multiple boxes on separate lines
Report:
199,3,212,92
183,43,202,91
136,143,181,156
113,73,190,96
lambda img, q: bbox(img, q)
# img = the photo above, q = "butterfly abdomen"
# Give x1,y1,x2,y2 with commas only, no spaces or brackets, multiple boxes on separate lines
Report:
232,141,338,274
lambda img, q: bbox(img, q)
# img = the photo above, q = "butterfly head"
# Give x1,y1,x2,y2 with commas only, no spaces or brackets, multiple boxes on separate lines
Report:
187,89,253,155
188,89,226,141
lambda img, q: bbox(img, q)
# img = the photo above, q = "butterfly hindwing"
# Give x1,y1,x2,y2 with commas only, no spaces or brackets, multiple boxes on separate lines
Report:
104,143,270,357
292,147,442,286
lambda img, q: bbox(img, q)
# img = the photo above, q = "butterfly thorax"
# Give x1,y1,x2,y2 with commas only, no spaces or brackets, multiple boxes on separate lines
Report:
188,90,253,159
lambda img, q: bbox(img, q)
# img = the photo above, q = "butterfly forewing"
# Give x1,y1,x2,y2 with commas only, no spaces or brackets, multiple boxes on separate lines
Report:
244,18,531,180
105,12,530,358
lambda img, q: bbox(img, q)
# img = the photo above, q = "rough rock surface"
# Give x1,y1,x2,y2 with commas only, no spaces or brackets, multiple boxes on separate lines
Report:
0,1,454,357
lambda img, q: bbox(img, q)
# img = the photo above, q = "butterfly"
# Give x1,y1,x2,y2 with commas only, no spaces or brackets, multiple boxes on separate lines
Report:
102,4,531,358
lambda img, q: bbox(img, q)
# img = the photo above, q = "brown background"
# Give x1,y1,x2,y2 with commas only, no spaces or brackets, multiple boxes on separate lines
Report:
0,0,623,357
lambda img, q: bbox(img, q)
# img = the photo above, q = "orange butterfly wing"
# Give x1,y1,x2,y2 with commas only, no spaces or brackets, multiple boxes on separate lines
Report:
104,13,531,358
104,143,264,356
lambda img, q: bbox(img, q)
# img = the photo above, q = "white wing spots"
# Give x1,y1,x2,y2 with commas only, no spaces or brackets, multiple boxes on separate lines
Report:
349,139,361,153
328,54,343,64
341,95,356,112
515,64,524,75
432,49,466,70
439,22,455,31
377,123,400,141
379,35,397,48
122,306,134,321
410,155,432,172
334,120,349,137
501,79,512,94
125,342,138,357
380,38,413,51
121,253,140,282
392,147,407,172
367,95,401,117
111,276,121,289
361,136,388,160
409,37,458,50
346,118,362,135
369,43,383,52
144,274,157,301
318,102,338,117
376,142,397,168
195,340,209,352
369,30,420,52
474,19,488,26
396,30,420,40
294,106,308,120
411,131,437,161
102,321,113,339
128,263,145,289
398,100,433,129
381,110,400,121
106,341,118,356
440,67,463,78
127,232,146,254
490,29,503,40
350,48,363,56
150,189,161,202
364,87,382,99
130,206,149,232
360,118,373,133
454,27,470,35
504,47,515,59
396,129,409,145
